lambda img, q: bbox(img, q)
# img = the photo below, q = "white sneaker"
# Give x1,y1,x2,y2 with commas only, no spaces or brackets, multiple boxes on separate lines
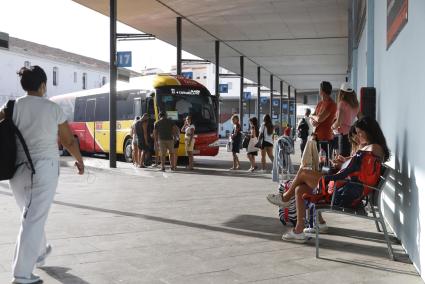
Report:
266,194,290,207
303,223,329,234
36,244,52,268
11,274,41,284
282,230,307,243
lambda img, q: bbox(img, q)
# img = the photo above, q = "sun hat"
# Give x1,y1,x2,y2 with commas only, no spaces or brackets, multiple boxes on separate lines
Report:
340,82,354,93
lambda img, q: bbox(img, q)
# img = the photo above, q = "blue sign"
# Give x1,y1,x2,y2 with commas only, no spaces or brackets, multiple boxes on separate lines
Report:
272,99,280,106
219,84,228,93
282,103,288,110
181,71,193,79
243,92,251,100
260,97,269,104
117,51,132,67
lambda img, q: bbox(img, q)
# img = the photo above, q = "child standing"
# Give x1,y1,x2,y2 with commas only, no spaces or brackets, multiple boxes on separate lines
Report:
230,114,241,170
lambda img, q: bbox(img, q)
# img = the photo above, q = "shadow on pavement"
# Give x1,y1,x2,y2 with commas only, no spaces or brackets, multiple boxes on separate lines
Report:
0,190,412,270
40,266,90,284
319,257,417,275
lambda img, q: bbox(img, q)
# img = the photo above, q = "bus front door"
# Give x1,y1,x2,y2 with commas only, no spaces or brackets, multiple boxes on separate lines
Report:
85,98,96,153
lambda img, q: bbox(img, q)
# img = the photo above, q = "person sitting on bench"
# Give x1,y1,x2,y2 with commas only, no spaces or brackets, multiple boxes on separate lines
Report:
267,116,390,243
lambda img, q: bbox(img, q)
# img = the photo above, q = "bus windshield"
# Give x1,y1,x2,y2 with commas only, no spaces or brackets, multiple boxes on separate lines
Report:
156,86,217,133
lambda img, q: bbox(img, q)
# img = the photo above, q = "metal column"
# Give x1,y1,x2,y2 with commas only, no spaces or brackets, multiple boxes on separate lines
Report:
239,56,244,129
257,67,261,120
109,0,117,168
215,40,220,121
269,75,273,117
287,85,290,125
176,17,182,75
215,41,220,96
294,89,297,129
280,80,283,131
367,0,374,87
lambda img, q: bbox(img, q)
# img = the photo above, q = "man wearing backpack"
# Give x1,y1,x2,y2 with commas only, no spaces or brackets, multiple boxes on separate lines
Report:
297,108,312,155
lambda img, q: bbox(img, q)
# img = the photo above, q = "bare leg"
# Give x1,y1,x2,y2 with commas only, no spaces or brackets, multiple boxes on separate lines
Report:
160,152,166,170
266,146,274,162
261,149,266,170
188,151,193,169
235,154,240,169
140,150,146,167
247,154,254,169
282,169,323,202
293,184,314,233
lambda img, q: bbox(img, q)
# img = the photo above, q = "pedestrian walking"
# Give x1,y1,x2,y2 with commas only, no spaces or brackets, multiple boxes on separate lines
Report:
229,114,241,170
259,114,275,172
0,66,84,284
297,108,312,156
181,115,195,170
247,117,259,172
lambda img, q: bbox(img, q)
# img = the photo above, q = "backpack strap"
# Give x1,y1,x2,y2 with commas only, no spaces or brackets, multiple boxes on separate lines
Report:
6,100,36,176
5,100,15,120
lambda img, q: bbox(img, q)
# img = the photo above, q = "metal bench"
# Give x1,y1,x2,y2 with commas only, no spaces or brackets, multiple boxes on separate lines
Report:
313,165,395,260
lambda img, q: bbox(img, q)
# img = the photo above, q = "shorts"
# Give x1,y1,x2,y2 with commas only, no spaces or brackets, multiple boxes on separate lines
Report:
159,140,175,155
247,151,258,156
138,142,150,152
185,138,195,152
261,141,273,150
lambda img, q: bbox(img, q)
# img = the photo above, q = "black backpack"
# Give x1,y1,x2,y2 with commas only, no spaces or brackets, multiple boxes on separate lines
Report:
0,100,35,180
297,118,309,139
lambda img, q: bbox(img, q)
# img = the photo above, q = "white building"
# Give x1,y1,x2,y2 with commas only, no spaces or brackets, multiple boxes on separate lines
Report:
0,32,139,106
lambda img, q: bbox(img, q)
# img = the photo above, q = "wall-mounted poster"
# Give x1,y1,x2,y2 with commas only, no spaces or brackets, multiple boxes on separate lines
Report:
387,0,408,49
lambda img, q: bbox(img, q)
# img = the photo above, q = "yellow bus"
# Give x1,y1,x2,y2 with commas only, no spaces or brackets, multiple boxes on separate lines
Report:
51,74,220,162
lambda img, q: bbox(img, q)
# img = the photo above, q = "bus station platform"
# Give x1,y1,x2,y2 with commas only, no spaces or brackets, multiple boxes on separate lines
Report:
0,146,421,284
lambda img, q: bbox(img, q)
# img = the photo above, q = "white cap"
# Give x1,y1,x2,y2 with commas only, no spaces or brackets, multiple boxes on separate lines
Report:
340,82,354,93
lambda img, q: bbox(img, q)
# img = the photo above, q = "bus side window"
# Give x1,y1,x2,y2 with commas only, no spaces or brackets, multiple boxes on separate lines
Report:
74,97,87,122
85,99,96,122
147,98,155,118
117,91,134,120
134,97,142,118
95,94,109,121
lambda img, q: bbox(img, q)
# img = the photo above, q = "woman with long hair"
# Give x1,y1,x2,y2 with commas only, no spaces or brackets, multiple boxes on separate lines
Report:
267,116,390,242
247,117,259,172
331,83,359,157
259,114,275,172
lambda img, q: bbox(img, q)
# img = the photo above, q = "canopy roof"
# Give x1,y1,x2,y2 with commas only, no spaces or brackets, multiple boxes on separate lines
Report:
74,0,349,93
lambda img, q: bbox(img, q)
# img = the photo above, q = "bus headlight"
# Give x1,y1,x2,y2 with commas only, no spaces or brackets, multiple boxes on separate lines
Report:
208,140,220,147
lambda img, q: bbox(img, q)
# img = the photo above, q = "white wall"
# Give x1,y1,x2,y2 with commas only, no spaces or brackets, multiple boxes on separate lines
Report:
356,18,368,94
0,49,109,105
371,0,425,278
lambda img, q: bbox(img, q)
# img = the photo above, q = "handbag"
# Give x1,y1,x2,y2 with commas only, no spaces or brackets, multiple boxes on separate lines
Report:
247,136,259,153
242,135,250,148
226,139,233,152
254,127,264,149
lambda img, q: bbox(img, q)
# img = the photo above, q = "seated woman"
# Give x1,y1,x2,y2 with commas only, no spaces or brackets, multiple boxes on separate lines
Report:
267,116,390,242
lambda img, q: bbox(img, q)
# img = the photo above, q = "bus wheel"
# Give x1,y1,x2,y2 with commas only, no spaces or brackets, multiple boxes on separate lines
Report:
124,138,133,163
